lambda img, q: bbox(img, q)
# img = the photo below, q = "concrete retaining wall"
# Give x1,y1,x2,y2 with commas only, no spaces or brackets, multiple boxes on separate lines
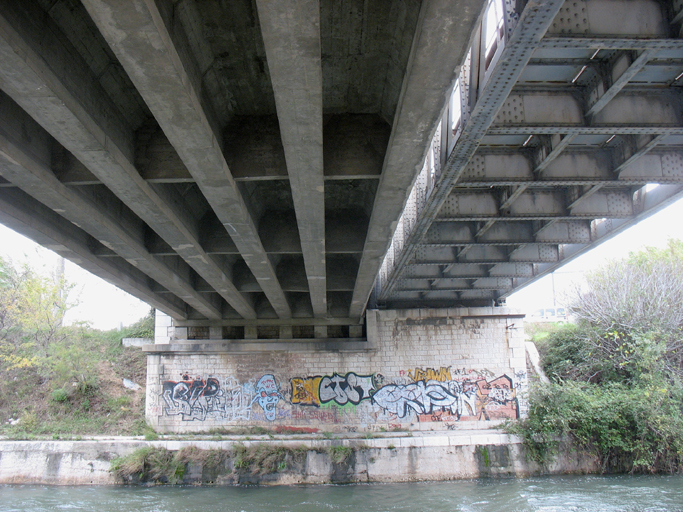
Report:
146,308,528,433
0,432,599,485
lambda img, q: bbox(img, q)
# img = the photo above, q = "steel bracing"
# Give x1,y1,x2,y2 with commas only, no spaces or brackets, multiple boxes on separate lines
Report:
377,0,683,309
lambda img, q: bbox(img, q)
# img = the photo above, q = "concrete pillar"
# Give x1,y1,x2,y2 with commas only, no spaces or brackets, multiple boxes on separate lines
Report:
245,326,258,339
209,326,222,340
314,325,327,339
280,325,293,339
154,310,173,344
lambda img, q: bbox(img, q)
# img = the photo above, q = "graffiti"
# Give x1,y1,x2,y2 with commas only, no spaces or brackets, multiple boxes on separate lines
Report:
407,367,452,382
162,376,224,421
290,372,377,407
320,372,376,406
372,380,460,418
290,376,322,406
250,374,283,421
474,375,519,420
371,375,518,421
291,408,340,422
223,377,252,421
158,370,519,425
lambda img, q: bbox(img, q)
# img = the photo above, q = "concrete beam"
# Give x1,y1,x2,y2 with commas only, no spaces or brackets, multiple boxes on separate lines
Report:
350,0,486,318
256,0,326,317
0,97,221,319
0,187,187,319
82,0,291,319
0,2,257,320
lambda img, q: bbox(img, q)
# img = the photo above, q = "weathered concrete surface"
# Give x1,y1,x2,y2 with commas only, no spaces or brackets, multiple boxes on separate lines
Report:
0,431,599,485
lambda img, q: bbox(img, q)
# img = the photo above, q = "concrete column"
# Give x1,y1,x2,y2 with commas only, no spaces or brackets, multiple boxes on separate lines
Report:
280,325,293,339
314,325,327,339
245,326,258,339
209,326,222,340
154,310,172,344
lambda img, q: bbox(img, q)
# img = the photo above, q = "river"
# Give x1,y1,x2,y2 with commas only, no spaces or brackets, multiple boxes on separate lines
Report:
1,475,681,511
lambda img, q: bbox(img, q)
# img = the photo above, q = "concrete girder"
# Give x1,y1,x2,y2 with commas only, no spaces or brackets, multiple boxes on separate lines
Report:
256,0,326,317
348,0,487,319
377,0,569,301
0,95,223,319
0,187,187,319
0,2,258,320
81,0,290,319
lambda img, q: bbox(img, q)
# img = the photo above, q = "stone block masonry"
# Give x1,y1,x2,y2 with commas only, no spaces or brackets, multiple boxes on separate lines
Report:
146,308,527,433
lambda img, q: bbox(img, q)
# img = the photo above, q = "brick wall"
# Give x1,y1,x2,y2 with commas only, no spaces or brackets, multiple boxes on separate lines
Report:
146,308,527,433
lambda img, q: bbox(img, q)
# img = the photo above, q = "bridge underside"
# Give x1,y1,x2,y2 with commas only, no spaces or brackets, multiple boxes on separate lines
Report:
0,0,682,336
377,0,683,309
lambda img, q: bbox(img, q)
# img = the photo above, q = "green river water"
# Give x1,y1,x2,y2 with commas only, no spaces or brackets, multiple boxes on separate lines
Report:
1,475,682,511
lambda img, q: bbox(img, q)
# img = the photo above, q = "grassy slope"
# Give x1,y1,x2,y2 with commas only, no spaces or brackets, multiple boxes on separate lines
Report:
0,326,149,439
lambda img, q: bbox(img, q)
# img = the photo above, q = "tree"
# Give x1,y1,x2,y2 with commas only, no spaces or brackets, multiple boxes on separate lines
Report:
512,241,683,473
0,256,73,370
550,239,683,383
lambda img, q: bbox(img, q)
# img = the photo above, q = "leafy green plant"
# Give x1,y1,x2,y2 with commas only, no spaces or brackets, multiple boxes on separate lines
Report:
50,388,68,403
327,445,353,465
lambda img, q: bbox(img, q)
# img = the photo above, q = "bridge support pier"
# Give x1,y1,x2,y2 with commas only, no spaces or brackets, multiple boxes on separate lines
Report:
144,308,528,433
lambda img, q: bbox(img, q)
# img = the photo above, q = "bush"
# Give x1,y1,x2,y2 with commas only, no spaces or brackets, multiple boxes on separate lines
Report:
510,378,683,473
50,388,68,403
511,241,683,474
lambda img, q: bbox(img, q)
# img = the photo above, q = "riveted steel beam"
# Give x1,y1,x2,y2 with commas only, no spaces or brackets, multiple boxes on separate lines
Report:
586,50,657,117
378,0,572,301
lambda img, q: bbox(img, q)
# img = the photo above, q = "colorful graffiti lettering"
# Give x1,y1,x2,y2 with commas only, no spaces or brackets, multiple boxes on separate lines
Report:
371,380,460,418
407,367,452,382
319,372,376,406
290,372,376,407
158,371,520,424
162,376,223,421
290,376,322,406
372,375,518,421
251,374,283,421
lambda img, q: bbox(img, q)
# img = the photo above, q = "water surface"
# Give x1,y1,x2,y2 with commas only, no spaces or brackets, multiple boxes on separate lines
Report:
1,475,681,512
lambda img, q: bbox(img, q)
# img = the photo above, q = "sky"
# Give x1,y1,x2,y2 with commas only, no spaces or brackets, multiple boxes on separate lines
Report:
0,225,150,331
2,193,683,329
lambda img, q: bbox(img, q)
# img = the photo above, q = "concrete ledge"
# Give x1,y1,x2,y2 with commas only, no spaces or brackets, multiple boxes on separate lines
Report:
142,338,375,354
0,432,598,485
